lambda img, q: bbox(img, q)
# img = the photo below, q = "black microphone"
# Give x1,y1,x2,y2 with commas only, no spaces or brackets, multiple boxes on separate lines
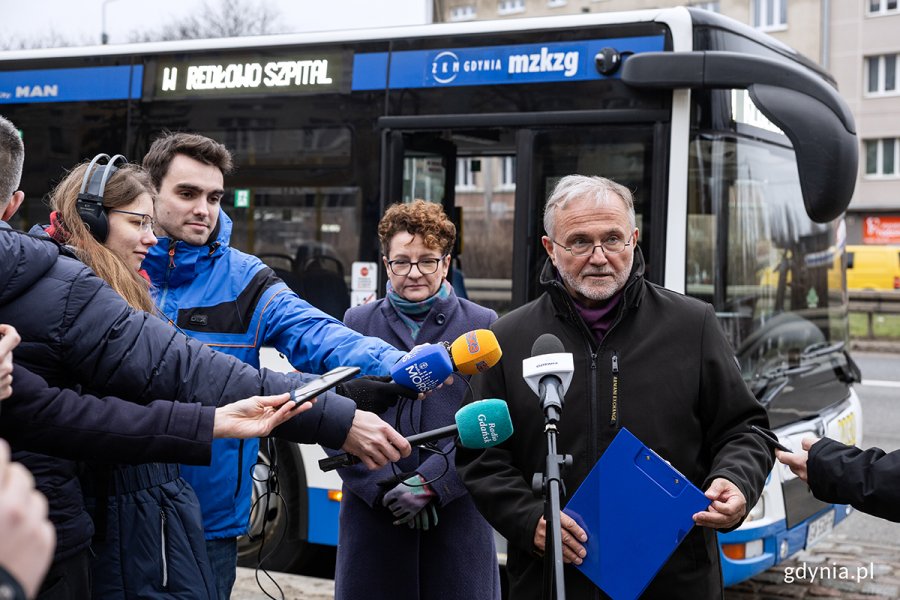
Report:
521,333,574,421
319,398,514,472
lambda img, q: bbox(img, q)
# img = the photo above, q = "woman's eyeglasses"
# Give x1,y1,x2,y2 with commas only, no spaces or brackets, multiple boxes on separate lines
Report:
386,255,447,276
109,209,155,233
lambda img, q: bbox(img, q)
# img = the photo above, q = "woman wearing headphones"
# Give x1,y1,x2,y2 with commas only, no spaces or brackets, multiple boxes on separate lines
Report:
44,157,158,311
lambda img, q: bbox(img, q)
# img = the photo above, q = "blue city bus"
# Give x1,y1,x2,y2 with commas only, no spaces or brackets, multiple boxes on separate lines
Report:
0,6,862,586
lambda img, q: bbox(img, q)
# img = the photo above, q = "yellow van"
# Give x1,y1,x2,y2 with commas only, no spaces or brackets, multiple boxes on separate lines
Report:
846,245,900,291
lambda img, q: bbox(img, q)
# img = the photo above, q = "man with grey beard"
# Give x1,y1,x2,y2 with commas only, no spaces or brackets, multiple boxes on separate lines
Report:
456,175,772,599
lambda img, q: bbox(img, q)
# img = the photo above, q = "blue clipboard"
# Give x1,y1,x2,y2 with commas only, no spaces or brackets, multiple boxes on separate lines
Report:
563,428,710,600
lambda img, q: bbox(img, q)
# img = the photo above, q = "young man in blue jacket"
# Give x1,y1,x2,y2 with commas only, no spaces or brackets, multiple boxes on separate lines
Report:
142,132,409,598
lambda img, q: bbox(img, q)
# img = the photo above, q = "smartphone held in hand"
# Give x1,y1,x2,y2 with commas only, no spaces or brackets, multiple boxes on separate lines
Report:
290,366,361,405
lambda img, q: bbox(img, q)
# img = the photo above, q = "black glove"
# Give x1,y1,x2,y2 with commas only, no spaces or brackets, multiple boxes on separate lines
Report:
381,474,439,530
335,375,418,414
375,470,418,507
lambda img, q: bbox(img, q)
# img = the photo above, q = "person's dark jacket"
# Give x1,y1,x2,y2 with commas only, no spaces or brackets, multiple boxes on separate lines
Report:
0,363,213,465
0,229,356,577
808,438,900,522
334,289,501,600
456,250,773,600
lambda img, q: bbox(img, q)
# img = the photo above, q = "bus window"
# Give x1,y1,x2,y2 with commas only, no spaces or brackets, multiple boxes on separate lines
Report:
455,155,516,314
229,186,360,291
688,133,849,407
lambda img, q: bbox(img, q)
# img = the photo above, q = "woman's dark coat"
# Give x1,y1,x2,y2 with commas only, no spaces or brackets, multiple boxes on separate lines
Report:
333,290,502,599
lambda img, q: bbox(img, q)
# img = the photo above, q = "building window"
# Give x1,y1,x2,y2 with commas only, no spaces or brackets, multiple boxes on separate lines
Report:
497,157,516,190
865,138,900,177
548,0,568,7
449,4,477,21
866,54,900,95
498,0,525,15
456,158,479,190
691,1,720,12
751,0,787,31
868,0,899,15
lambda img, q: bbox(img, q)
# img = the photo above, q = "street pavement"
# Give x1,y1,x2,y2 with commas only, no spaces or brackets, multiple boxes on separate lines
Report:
232,567,334,599
234,524,900,599
233,524,900,599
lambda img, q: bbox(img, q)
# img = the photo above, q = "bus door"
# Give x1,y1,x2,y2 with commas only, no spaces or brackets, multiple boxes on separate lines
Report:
380,120,668,313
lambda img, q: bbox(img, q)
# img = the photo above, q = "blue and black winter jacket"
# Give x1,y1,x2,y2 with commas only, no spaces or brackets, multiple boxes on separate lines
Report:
143,211,404,539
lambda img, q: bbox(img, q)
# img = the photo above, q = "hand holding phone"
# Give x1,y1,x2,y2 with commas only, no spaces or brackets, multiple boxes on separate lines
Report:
290,366,361,405
749,424,792,453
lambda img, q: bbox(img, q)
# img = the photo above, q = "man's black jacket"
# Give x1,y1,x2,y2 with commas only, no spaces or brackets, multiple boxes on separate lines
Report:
457,250,773,599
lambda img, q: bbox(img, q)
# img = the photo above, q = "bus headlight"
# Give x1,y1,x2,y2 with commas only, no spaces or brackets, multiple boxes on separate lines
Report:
722,539,763,560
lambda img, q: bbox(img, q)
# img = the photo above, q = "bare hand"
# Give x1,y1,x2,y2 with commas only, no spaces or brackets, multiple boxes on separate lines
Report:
341,410,411,470
693,477,747,529
533,512,587,565
213,393,312,439
0,324,21,401
0,439,55,598
776,437,820,483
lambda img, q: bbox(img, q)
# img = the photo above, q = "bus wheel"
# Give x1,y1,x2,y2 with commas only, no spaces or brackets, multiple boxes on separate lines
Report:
237,439,312,573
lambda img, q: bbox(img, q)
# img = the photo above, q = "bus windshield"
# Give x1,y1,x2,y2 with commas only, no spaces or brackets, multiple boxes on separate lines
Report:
688,132,849,409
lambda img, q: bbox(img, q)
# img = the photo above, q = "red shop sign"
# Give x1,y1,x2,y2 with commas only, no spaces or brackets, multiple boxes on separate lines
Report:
863,216,900,244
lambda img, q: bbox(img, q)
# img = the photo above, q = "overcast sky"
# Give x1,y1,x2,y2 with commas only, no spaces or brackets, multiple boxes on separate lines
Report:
2,0,431,46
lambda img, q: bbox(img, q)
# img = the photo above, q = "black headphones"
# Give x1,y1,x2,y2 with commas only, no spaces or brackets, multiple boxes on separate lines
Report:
75,153,127,243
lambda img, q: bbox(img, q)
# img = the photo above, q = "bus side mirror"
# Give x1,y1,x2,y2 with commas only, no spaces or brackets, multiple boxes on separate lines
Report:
621,51,858,224
747,83,857,223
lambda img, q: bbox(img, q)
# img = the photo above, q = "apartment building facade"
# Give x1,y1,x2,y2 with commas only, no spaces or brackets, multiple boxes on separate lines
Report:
437,0,900,245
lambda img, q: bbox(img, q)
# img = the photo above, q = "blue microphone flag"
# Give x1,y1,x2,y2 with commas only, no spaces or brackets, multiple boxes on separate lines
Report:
390,343,454,393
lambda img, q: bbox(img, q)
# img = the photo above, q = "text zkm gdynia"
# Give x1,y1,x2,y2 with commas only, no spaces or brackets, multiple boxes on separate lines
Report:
160,60,334,93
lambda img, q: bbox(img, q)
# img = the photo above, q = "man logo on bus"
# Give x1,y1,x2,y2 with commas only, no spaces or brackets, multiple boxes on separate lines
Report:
465,331,480,354
432,51,460,84
15,84,58,99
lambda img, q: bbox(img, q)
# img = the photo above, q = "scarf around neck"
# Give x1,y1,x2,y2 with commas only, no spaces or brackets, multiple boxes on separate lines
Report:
387,279,452,339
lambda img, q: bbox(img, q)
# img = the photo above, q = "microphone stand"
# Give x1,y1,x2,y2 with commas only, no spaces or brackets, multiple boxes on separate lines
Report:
532,378,571,600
